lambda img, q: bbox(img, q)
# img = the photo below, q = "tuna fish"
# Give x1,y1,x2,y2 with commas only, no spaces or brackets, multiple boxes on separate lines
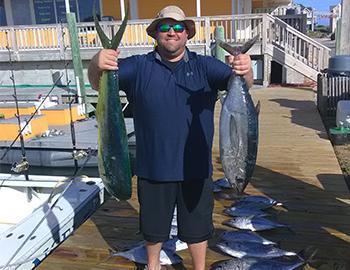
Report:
223,206,268,217
112,238,183,265
219,231,277,245
237,195,285,208
211,257,307,270
223,216,288,231
230,200,282,211
216,240,297,259
217,36,260,194
214,177,233,189
211,247,318,270
94,9,132,199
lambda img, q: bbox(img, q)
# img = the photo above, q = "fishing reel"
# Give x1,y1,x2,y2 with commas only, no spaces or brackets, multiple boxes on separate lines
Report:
72,149,88,160
11,158,29,173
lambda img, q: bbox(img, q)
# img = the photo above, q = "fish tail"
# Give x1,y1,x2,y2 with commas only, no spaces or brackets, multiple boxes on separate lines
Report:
297,246,323,267
285,225,295,234
255,100,261,115
100,248,120,263
230,179,248,195
93,3,129,49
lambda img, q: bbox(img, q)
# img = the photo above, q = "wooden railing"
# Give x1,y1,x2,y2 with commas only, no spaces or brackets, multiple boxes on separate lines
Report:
318,73,350,116
0,13,330,79
265,14,330,72
0,15,264,52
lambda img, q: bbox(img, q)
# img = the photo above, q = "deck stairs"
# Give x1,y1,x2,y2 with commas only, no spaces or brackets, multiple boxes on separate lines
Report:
201,13,330,82
262,14,330,81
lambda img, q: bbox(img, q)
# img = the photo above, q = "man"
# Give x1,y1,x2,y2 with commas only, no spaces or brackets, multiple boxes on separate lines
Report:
88,5,253,270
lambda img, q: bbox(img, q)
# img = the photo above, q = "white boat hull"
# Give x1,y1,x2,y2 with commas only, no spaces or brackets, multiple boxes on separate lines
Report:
0,173,104,269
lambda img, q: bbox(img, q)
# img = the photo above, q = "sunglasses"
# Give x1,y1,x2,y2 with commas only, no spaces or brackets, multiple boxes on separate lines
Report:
158,23,186,33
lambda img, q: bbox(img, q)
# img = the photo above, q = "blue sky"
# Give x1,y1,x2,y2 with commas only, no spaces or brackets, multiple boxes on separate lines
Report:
295,0,341,11
296,0,341,25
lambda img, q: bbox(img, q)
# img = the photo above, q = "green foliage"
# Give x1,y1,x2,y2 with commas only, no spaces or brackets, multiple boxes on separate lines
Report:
0,113,4,119
314,25,330,33
307,30,328,38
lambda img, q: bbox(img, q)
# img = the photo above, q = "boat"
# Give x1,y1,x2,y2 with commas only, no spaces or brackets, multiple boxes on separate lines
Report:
0,117,136,168
0,173,104,269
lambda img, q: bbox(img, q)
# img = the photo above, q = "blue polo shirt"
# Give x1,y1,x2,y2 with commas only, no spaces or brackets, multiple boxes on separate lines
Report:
119,48,232,181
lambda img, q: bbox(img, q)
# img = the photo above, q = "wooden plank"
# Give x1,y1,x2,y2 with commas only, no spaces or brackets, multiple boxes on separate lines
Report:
38,87,350,270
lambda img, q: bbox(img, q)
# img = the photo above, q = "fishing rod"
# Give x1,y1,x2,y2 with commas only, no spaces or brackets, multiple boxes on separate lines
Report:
5,40,32,201
0,73,64,161
61,20,79,173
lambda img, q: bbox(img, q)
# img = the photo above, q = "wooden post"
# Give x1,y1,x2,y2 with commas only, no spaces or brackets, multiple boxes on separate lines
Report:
317,73,327,117
263,54,271,87
336,19,341,55
66,13,88,116
262,14,270,87
339,0,350,55
120,0,125,19
214,26,225,63
205,17,211,55
196,0,201,17
57,24,64,59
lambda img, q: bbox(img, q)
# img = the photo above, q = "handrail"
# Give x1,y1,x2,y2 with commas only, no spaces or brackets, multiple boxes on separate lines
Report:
265,13,330,71
267,14,329,50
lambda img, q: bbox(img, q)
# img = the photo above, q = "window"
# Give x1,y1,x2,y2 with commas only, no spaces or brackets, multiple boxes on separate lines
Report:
78,0,100,22
33,0,101,24
56,0,77,23
0,0,7,26
34,0,56,24
12,0,32,25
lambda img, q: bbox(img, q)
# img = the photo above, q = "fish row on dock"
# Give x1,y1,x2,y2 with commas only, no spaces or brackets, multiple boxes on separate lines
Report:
212,182,317,269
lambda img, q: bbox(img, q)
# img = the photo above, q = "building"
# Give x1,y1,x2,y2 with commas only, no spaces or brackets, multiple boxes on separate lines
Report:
330,3,341,34
271,2,315,31
0,0,292,26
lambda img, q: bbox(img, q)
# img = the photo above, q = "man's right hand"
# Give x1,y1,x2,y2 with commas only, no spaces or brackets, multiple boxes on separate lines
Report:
88,49,120,90
94,49,120,71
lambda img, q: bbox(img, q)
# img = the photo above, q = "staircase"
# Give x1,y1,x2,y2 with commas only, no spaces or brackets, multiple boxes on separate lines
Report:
203,13,330,84
262,14,330,81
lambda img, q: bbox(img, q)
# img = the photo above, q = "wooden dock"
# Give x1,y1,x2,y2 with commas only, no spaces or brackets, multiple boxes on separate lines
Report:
38,86,350,270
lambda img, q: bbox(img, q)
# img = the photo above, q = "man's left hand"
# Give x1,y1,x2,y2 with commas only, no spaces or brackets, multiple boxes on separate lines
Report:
228,54,252,76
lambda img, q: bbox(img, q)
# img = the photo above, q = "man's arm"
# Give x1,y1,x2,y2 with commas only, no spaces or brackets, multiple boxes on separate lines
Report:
228,54,253,89
88,49,120,90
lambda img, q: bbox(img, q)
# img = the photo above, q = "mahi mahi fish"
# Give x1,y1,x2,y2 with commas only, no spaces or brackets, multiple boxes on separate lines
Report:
218,36,259,194
94,9,132,199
